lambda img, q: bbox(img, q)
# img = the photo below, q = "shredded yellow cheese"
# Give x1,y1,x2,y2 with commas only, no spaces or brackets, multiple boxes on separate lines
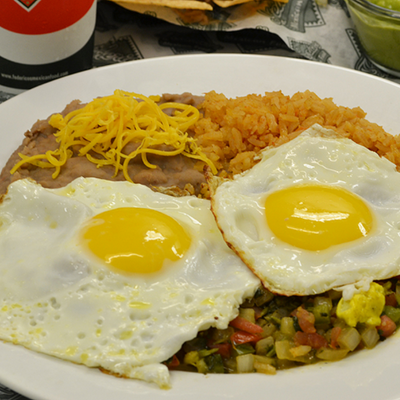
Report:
11,90,217,181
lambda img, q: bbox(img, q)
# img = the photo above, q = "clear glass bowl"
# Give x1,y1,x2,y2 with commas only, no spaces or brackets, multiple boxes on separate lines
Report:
346,0,400,76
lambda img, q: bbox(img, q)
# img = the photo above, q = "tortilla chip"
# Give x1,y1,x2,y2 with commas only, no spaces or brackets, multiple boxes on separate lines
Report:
173,8,210,23
113,0,213,10
212,0,252,7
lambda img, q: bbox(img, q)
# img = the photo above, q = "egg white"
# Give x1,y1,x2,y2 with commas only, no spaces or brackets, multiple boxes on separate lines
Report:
209,124,400,296
0,177,260,388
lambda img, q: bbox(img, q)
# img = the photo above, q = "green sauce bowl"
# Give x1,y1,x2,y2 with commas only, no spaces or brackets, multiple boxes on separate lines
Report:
346,0,400,76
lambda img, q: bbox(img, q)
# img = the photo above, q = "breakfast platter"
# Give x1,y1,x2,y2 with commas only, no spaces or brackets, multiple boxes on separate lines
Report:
1,54,400,400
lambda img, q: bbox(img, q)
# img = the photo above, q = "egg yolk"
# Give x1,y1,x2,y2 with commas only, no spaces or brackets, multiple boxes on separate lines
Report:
265,185,373,250
82,208,191,273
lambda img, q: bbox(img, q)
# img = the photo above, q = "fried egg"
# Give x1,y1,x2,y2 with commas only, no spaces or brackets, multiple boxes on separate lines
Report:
0,177,260,388
208,124,400,297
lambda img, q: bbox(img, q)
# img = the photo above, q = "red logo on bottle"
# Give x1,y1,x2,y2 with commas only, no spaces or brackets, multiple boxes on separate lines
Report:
13,0,41,11
0,0,94,35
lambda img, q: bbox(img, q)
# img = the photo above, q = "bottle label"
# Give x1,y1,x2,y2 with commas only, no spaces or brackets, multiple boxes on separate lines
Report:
0,0,96,90
0,0,95,34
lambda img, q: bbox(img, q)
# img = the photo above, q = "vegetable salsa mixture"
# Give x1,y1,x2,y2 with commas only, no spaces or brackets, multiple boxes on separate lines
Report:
166,280,400,375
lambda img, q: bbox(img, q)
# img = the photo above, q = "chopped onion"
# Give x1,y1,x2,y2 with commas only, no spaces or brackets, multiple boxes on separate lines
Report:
236,354,254,373
239,308,256,324
254,361,276,375
280,317,296,336
316,348,349,361
261,322,277,338
289,345,311,358
255,336,274,355
337,327,361,351
360,326,380,349
275,340,293,360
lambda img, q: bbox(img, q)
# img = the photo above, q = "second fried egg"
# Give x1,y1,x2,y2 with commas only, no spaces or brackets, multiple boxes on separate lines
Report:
208,124,400,297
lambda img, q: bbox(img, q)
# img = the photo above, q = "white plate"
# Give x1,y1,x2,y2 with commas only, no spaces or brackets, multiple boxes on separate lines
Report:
1,54,400,400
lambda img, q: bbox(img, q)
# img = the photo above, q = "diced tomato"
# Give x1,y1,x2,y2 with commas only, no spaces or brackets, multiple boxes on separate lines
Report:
230,330,261,345
330,326,342,349
165,354,180,369
385,293,397,307
293,331,308,346
378,315,397,338
294,331,328,349
208,342,232,359
229,316,263,334
293,306,316,334
253,307,263,320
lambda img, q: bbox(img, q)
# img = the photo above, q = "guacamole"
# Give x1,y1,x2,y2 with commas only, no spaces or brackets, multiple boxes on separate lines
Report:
347,0,400,74
370,0,400,11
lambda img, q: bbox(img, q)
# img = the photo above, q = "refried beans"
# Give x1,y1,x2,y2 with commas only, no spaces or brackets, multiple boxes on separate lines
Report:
0,93,206,196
